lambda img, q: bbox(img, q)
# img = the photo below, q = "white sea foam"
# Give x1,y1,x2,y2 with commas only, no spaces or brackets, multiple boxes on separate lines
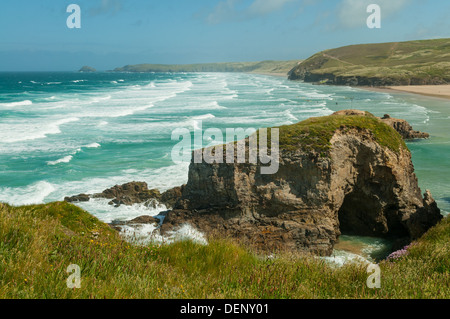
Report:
191,114,216,121
0,117,80,143
0,181,55,206
185,114,216,130
320,250,371,267
88,95,112,104
204,101,227,110
300,91,334,100
97,121,108,127
120,223,208,246
0,100,32,107
77,198,168,224
47,155,73,166
84,142,101,149
283,109,299,121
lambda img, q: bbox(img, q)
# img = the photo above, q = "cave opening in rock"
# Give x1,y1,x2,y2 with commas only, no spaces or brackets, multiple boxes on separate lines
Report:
338,188,410,239
338,189,388,237
337,190,396,261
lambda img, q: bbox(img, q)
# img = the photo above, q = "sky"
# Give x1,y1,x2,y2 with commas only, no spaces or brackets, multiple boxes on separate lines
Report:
0,0,449,71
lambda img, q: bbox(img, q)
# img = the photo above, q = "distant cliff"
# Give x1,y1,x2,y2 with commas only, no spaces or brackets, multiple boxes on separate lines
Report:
288,38,450,86
78,66,96,73
113,60,300,75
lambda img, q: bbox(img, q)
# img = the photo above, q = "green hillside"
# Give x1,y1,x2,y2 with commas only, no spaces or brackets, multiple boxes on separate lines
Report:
113,60,300,75
288,38,450,86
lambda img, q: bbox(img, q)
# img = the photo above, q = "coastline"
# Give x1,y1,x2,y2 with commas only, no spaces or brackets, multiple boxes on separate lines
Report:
359,85,450,101
247,71,288,78
253,75,450,101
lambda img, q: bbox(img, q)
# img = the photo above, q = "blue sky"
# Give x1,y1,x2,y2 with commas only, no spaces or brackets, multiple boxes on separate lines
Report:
0,0,449,71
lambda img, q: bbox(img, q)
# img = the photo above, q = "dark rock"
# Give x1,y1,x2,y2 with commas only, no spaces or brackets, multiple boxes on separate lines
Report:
91,182,161,207
111,215,161,228
129,215,161,225
161,185,185,208
64,194,90,203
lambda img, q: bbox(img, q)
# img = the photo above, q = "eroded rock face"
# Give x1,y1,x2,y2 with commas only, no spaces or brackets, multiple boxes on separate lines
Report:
161,113,441,256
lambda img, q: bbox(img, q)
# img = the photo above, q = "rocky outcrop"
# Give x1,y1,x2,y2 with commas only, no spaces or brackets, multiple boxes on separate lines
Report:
110,215,162,232
157,111,442,256
379,114,429,139
64,181,180,209
332,110,430,140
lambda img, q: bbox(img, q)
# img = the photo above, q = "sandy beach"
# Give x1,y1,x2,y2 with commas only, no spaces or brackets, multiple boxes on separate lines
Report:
363,85,450,100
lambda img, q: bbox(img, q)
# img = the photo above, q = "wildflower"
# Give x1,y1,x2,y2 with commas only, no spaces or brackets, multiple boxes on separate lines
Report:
386,243,415,261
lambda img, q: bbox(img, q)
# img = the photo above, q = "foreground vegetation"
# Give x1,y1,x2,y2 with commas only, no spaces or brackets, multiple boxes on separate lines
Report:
0,202,448,299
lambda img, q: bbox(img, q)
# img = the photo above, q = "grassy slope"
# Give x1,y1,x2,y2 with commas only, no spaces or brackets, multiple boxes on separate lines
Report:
289,38,450,83
113,60,300,75
1,201,448,299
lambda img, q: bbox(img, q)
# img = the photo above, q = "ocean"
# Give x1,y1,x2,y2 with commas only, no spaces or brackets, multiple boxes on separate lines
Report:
1,71,448,262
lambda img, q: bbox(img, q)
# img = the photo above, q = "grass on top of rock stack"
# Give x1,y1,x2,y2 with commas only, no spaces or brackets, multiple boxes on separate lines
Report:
221,111,407,159
274,111,407,155
0,202,448,299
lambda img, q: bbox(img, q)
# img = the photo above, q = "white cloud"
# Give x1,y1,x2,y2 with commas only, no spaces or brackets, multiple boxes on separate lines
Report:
90,0,123,16
337,0,412,28
248,0,296,15
205,0,299,24
206,0,240,24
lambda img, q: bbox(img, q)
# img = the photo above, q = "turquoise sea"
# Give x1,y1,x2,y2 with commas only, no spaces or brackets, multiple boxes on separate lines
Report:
1,72,448,261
